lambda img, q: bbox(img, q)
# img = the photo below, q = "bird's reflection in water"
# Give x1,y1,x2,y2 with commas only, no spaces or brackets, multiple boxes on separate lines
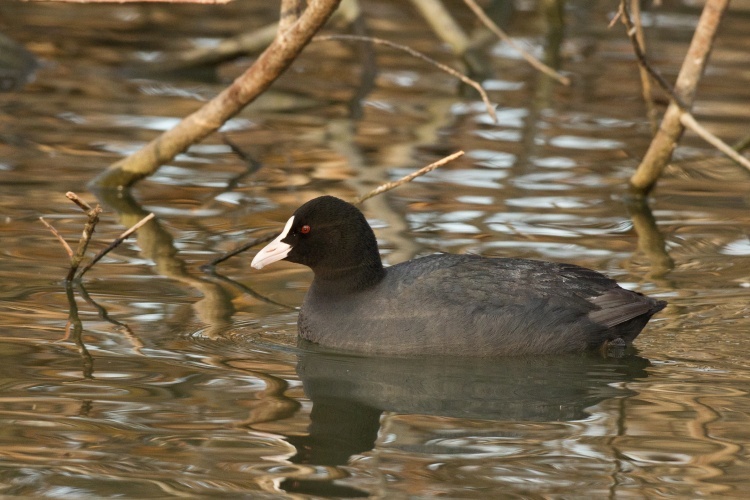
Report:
281,343,650,497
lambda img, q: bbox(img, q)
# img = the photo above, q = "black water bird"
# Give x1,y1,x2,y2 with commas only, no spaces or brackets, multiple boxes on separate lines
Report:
251,196,666,356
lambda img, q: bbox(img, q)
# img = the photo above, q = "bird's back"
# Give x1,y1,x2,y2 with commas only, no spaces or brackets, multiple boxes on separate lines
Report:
299,253,665,356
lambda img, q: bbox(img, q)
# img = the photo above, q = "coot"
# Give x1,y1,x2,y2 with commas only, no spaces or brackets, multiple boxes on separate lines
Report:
251,196,666,356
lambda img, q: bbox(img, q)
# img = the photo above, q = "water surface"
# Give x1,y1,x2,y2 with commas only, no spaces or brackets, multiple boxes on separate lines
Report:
1,1,750,497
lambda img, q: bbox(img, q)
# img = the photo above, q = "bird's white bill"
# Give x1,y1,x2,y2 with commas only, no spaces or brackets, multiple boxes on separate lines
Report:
251,216,295,269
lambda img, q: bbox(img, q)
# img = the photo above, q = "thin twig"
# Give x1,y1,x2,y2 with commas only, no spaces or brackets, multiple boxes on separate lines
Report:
205,151,464,267
203,231,280,269
629,0,658,134
462,0,570,85
680,113,750,172
619,0,739,189
78,213,155,278
314,34,498,122
353,150,465,204
66,191,93,212
67,204,102,282
203,269,297,310
617,1,687,109
39,217,74,258
608,8,623,28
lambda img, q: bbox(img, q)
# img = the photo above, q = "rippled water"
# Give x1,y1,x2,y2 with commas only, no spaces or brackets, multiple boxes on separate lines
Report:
1,1,750,497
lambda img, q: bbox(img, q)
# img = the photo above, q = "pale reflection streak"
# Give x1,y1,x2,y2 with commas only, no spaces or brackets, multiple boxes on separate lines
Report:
608,382,746,496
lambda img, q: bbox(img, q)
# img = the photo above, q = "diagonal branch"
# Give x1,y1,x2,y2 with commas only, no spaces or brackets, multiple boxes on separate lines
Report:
78,213,156,278
39,217,74,258
354,151,464,204
315,34,497,122
204,150,464,268
91,0,343,189
679,113,750,171
462,0,570,85
619,0,749,173
617,1,686,109
621,0,732,193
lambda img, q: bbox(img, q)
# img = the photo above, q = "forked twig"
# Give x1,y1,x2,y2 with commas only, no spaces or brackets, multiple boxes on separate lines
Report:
42,192,154,280
616,1,686,109
78,213,156,278
617,1,749,174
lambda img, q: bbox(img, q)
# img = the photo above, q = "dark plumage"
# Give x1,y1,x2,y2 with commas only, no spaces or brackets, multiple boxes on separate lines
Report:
252,196,666,356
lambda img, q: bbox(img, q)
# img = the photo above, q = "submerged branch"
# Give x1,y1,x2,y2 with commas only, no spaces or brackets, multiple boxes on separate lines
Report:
76,282,145,354
63,282,93,380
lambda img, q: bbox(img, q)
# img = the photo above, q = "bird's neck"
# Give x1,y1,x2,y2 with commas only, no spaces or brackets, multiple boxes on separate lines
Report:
311,257,385,294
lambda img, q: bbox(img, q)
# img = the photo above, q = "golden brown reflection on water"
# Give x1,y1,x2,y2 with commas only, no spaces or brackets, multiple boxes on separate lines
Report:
1,0,750,497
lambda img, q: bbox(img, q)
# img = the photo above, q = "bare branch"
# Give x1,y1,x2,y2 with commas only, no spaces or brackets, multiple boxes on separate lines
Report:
205,151,464,268
91,0,343,189
279,0,304,33
680,113,750,172
354,150,465,204
39,217,74,258
67,204,102,282
617,1,686,109
619,0,741,171
462,0,570,85
628,0,658,134
315,34,497,122
203,231,279,269
78,213,156,278
66,191,93,213
623,0,730,193
411,0,470,55
149,1,361,72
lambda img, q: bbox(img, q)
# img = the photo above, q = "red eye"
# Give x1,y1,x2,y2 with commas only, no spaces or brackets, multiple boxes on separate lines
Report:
300,224,311,234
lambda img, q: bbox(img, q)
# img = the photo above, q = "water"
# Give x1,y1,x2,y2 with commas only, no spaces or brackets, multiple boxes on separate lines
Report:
1,1,750,497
